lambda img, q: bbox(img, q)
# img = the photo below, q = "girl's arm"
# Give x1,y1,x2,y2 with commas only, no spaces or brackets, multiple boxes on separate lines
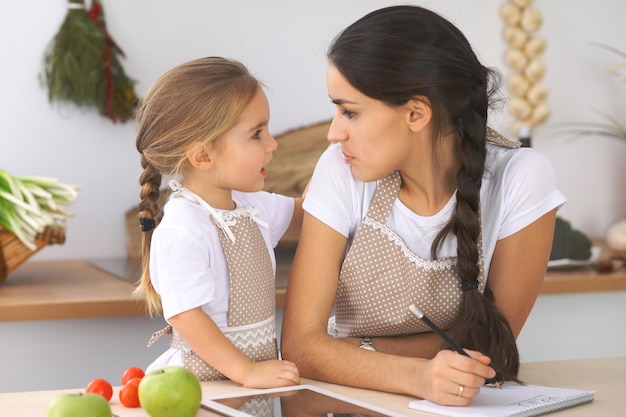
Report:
285,197,304,235
281,212,494,405
168,307,299,388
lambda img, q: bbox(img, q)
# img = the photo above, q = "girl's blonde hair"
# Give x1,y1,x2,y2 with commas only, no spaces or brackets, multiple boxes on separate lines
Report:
134,57,259,316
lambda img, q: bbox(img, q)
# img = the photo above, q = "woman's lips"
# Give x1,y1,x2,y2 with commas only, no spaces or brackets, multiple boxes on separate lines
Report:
342,153,355,164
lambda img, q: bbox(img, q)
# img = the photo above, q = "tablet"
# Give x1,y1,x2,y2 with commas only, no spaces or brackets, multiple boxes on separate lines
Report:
201,384,405,417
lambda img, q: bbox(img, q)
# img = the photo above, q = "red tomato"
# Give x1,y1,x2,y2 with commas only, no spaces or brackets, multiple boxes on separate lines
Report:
85,378,113,402
119,377,142,408
121,366,145,385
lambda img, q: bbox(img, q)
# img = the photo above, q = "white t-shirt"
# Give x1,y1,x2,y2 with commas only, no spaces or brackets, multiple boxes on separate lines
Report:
150,190,294,325
146,190,294,372
303,142,566,280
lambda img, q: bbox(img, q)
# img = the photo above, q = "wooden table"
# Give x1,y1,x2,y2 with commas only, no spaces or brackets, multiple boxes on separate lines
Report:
0,357,622,416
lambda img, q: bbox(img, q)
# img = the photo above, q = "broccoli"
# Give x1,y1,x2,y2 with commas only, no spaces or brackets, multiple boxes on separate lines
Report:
550,217,592,260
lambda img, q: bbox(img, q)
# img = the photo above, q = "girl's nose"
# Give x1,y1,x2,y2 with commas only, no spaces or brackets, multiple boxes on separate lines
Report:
267,134,278,152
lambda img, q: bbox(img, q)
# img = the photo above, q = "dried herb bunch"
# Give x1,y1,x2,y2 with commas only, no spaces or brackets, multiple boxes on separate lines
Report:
40,0,139,122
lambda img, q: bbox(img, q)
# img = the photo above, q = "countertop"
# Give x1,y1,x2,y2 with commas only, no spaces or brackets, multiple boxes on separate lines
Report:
0,356,622,416
0,259,145,321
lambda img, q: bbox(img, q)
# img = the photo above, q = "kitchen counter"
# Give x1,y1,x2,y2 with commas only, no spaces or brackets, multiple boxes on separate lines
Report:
0,259,146,322
0,241,624,322
539,240,626,294
0,356,622,416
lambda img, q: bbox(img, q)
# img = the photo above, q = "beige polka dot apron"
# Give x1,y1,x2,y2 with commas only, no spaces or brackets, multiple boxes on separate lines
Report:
333,127,519,338
148,184,277,381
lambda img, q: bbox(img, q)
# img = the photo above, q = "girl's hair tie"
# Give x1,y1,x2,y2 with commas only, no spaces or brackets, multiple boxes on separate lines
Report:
139,217,156,232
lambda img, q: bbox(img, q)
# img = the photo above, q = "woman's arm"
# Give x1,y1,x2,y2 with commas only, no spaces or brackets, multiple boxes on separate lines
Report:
281,213,495,404
169,308,299,388
487,208,558,337
340,331,444,358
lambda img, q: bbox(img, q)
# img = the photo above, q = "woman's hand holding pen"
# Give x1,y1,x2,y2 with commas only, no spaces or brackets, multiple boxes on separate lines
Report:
418,349,495,406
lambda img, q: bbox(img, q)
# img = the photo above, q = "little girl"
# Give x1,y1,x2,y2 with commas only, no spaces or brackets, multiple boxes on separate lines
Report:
134,57,302,389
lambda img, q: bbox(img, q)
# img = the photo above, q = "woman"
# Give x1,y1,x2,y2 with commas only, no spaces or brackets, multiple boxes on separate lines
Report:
281,5,565,406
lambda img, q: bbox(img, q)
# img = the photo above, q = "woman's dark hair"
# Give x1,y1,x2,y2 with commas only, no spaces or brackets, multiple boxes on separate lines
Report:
328,5,519,382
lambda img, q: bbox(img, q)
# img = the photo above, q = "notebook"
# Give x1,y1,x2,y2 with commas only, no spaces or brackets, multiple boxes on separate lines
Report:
408,382,594,417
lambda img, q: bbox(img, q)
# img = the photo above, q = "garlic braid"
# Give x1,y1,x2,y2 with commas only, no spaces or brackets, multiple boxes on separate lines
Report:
501,0,551,137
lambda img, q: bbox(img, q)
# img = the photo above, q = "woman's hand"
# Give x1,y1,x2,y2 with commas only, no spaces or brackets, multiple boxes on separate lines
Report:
417,349,495,406
240,359,300,389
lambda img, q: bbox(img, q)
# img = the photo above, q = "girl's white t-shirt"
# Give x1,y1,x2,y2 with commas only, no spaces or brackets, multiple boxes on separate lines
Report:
150,190,294,325
147,190,294,371
303,142,567,280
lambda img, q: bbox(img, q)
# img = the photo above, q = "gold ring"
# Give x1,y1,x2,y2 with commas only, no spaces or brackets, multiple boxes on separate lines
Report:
457,385,464,397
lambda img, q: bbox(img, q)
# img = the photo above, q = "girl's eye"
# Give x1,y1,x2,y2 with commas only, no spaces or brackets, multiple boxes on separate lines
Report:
252,129,263,140
341,109,356,119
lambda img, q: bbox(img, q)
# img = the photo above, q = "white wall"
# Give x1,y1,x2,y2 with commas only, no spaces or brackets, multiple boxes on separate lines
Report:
517,291,626,362
0,316,169,393
2,297,625,392
1,0,625,263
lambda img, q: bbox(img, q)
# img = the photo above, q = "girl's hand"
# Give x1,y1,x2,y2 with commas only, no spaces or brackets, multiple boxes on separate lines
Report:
418,349,495,406
240,359,300,388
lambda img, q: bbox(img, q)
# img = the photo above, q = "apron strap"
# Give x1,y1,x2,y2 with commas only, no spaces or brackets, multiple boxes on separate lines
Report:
364,171,401,224
147,325,173,347
487,126,521,148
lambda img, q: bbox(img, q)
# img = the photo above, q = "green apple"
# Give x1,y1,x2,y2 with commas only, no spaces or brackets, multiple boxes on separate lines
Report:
46,392,111,417
138,366,202,417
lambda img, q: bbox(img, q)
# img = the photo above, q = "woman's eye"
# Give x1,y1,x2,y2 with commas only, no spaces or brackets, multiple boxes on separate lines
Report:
342,109,355,119
252,129,262,139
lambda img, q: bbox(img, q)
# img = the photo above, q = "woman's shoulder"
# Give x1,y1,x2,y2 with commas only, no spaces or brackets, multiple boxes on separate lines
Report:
483,142,562,209
485,142,555,178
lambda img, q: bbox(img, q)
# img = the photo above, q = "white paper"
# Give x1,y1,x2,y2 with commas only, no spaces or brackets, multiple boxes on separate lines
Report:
408,383,594,417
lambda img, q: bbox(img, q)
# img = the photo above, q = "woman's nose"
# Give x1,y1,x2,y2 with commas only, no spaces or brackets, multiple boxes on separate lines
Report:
327,117,347,144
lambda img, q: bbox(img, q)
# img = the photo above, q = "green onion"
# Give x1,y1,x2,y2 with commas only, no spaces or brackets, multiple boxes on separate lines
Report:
0,170,79,250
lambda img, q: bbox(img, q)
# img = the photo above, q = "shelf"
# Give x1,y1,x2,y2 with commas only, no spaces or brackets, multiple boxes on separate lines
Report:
1,242,623,322
542,240,626,294
0,260,146,322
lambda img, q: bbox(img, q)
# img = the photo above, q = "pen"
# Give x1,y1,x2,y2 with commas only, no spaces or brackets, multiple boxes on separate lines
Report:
408,304,498,385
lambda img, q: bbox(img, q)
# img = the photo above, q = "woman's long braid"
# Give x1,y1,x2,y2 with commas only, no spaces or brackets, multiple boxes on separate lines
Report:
447,82,520,383
134,155,163,316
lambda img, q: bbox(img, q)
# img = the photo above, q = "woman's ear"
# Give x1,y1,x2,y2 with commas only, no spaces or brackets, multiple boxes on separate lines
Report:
406,96,432,133
186,141,213,170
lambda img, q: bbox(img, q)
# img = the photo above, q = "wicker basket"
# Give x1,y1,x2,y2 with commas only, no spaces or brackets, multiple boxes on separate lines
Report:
0,226,66,283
